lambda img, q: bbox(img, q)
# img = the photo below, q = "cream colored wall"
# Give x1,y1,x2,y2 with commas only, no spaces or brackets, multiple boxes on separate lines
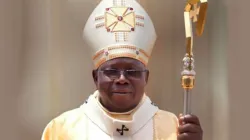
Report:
0,0,23,139
0,0,248,140
227,0,250,139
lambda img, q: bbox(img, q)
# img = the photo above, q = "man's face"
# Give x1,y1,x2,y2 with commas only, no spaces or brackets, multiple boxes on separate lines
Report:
92,58,149,113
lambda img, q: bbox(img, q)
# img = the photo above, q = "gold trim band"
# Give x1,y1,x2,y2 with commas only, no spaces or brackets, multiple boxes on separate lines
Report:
109,53,137,59
92,49,104,60
139,49,150,58
93,46,149,61
108,45,137,51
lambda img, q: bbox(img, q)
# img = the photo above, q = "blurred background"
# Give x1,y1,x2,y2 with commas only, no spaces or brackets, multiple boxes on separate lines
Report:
0,0,249,139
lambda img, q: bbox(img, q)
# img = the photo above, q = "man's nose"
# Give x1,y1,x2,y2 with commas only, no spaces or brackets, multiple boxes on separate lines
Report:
115,71,129,84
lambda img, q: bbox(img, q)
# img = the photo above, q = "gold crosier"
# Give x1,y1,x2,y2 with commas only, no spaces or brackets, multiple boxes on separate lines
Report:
182,0,208,115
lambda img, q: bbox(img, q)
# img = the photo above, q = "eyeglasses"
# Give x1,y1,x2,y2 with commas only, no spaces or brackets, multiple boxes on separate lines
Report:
98,69,148,79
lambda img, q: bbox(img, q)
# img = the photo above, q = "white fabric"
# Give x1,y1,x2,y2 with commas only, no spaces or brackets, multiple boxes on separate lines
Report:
81,91,159,140
83,0,156,56
83,0,157,67
41,91,179,140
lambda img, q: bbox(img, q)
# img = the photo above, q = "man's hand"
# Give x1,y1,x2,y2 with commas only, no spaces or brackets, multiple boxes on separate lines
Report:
178,114,203,140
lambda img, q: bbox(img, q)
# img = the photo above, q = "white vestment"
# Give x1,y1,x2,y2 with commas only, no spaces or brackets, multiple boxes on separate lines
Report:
42,91,178,140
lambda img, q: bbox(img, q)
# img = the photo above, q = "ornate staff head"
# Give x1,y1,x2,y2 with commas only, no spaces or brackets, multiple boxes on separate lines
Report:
182,0,208,114
182,0,208,89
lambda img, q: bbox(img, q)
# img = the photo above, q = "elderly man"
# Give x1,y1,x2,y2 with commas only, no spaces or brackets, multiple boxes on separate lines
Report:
42,0,203,140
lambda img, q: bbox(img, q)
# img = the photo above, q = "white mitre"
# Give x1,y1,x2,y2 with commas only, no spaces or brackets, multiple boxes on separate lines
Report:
83,0,157,68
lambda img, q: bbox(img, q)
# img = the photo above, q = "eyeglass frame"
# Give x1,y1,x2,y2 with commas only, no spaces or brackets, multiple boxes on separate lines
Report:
96,69,149,80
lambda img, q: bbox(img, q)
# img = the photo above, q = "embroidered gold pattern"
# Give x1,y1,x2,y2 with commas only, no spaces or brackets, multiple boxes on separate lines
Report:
138,57,147,65
96,23,105,28
95,16,104,21
114,32,127,42
115,33,119,42
92,49,105,60
108,45,137,51
94,46,137,60
93,46,149,62
94,5,145,42
124,32,128,41
136,22,144,27
139,49,149,58
136,15,144,20
95,58,106,68
93,46,149,68
109,53,137,59
105,7,135,32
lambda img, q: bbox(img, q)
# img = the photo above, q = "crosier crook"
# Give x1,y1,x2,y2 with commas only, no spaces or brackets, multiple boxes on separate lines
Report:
182,0,208,115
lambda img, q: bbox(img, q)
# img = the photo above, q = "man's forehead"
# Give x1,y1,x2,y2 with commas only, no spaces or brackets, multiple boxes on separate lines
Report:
99,58,145,68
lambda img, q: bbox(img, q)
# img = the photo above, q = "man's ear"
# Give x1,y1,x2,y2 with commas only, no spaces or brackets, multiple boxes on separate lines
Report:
92,70,98,86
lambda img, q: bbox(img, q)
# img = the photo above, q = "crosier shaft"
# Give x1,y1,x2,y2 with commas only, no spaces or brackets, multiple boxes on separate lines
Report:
184,89,192,115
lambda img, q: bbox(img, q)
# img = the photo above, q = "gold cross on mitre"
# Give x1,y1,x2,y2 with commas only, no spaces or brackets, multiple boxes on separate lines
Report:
105,7,136,32
95,6,145,42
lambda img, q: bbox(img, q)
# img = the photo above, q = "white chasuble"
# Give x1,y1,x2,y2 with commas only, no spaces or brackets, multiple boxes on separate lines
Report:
42,91,178,140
